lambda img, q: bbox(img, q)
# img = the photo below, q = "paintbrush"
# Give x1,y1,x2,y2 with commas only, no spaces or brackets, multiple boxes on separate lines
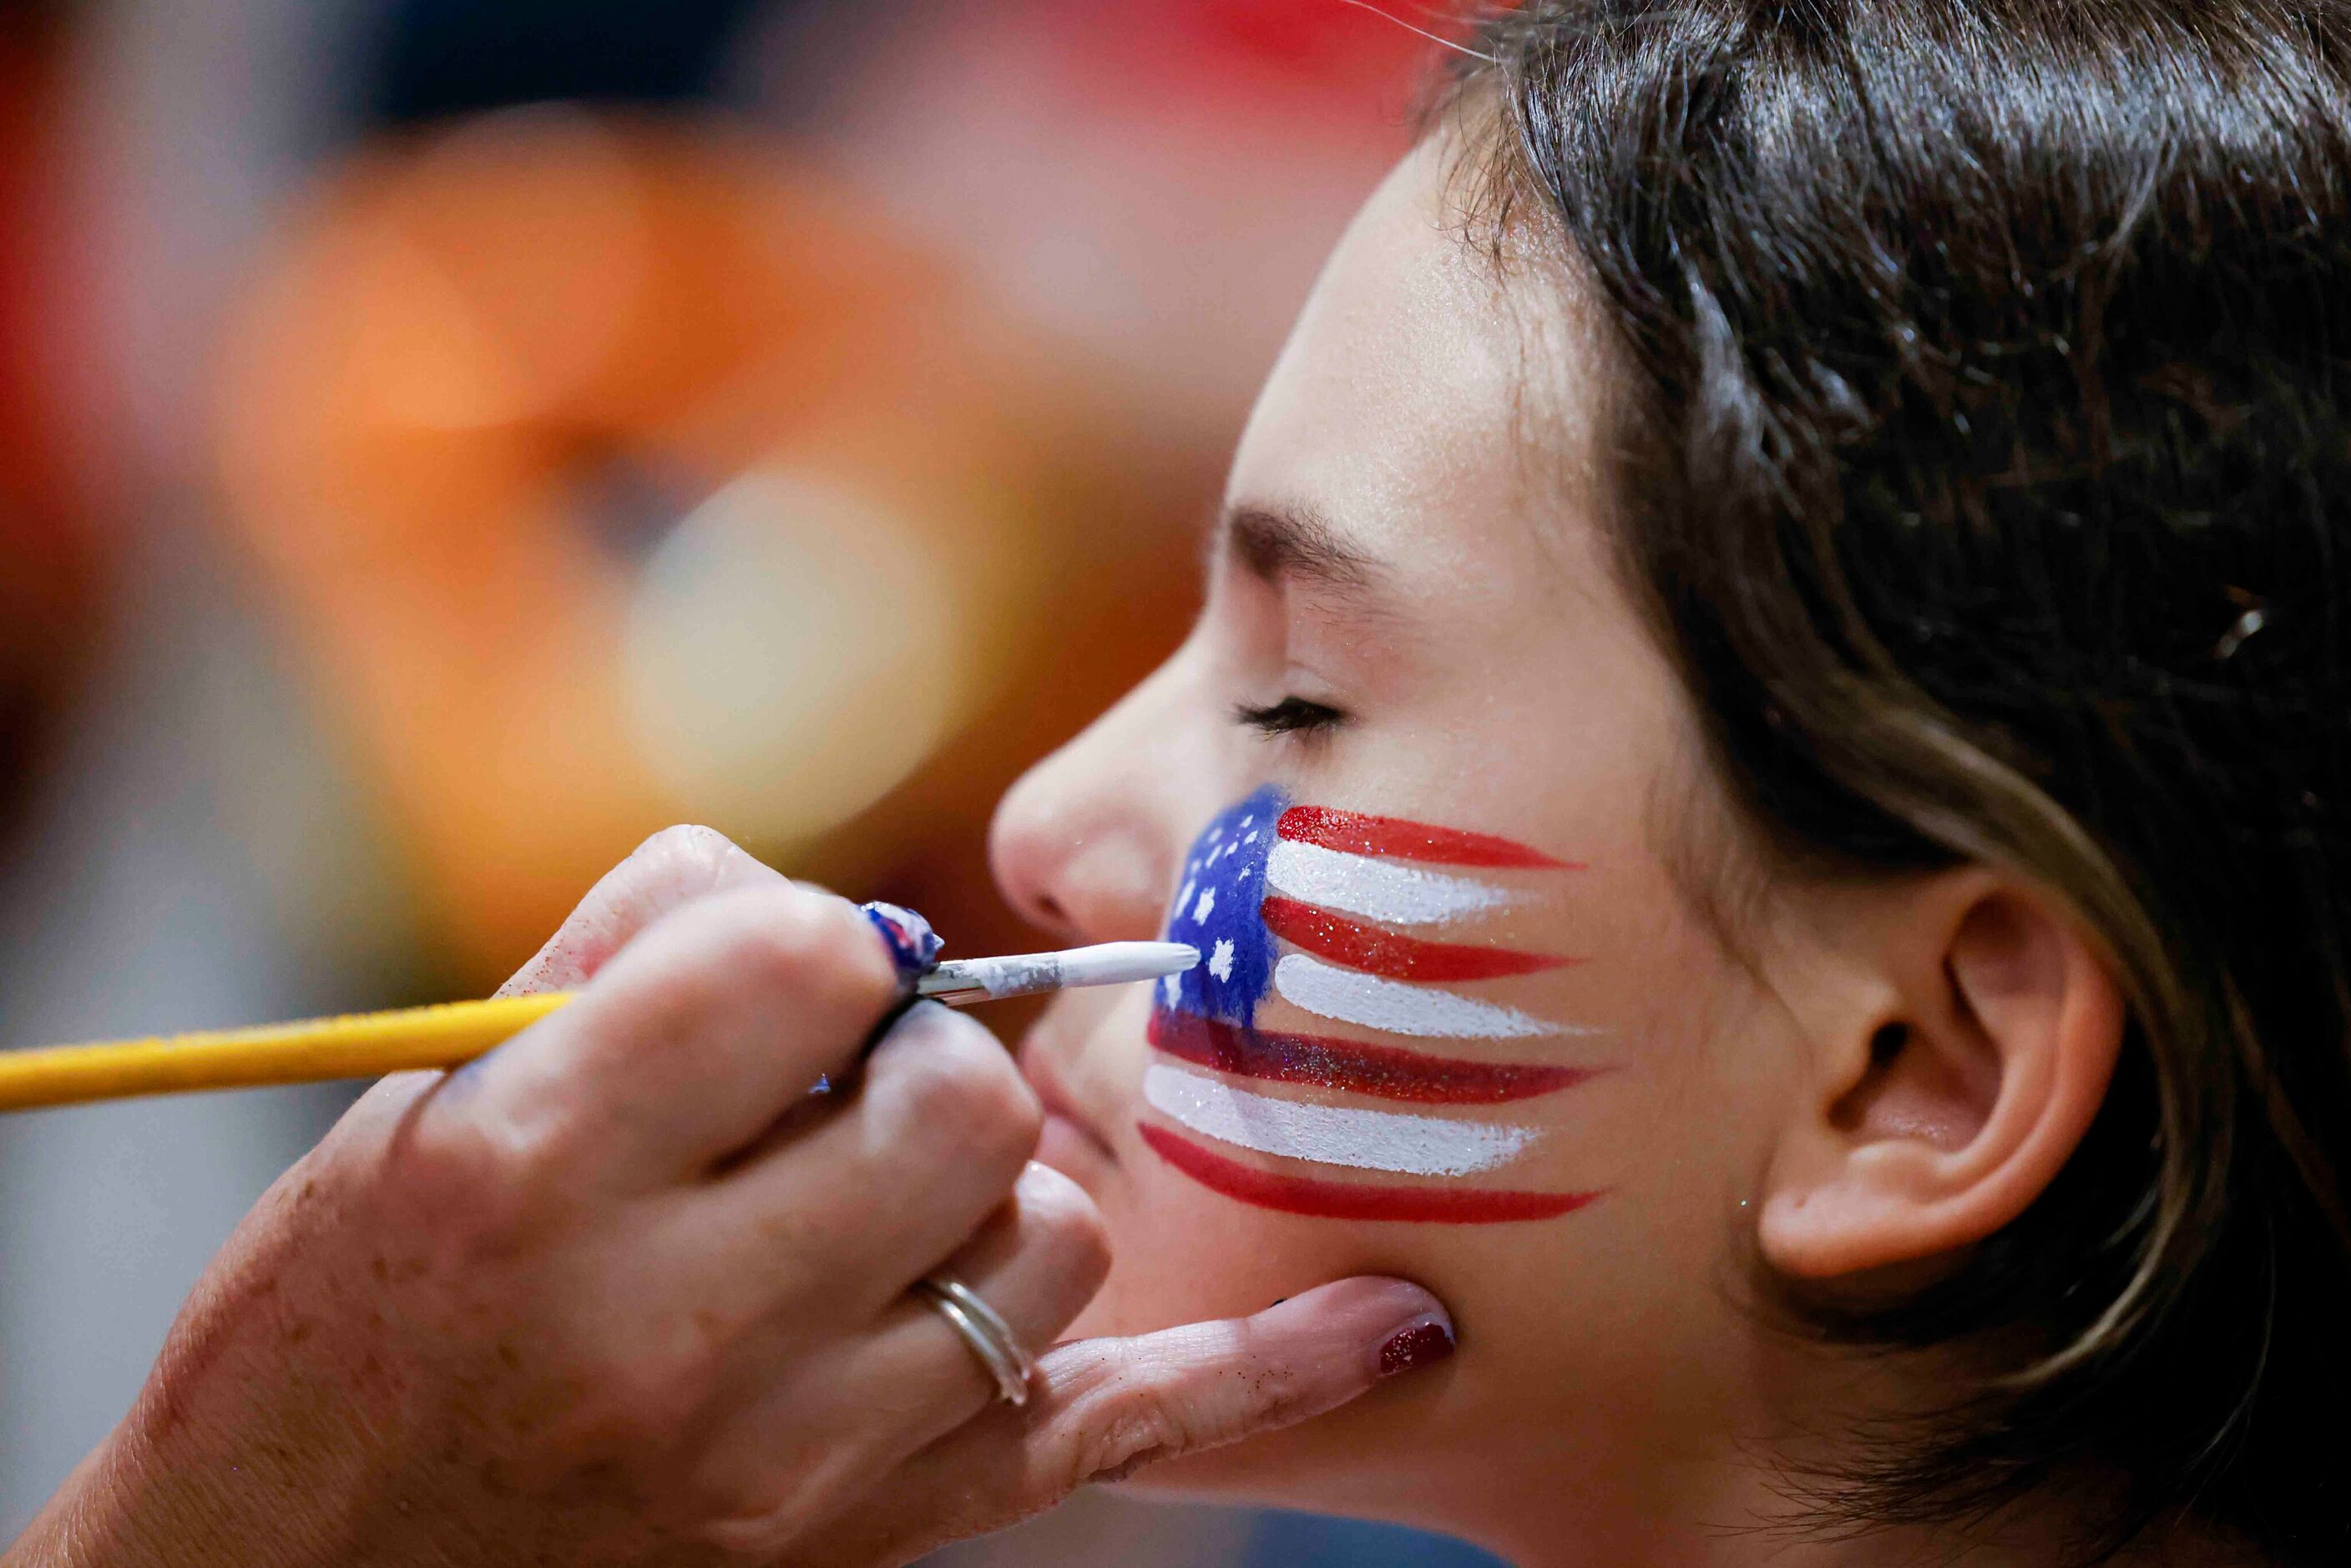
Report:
0,939,1199,1115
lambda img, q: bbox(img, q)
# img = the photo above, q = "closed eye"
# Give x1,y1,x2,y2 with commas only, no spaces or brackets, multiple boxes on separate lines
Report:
1233,695,1349,738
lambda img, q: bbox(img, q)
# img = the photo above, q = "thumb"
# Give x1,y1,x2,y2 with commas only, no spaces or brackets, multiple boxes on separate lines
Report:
1032,1276,1454,1485
498,824,791,995
801,1277,1453,1565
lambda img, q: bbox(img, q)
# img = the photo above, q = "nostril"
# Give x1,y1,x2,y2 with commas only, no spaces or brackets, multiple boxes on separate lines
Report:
989,766,1171,945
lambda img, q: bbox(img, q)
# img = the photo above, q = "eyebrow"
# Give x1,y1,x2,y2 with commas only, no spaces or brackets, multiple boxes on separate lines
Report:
1219,502,1392,599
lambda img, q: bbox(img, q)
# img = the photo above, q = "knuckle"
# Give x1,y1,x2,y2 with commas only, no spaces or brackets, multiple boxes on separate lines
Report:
1019,1168,1113,1289
695,891,822,989
632,822,741,878
691,1457,855,1561
699,1502,839,1563
395,1110,563,1256
876,1019,1039,1162
691,888,895,1009
562,1339,714,1453
1067,1383,1195,1488
1043,1333,1314,1490
698,1508,811,1561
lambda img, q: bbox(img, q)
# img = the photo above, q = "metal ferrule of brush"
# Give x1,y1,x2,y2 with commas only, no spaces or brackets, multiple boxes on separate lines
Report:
912,943,1197,1008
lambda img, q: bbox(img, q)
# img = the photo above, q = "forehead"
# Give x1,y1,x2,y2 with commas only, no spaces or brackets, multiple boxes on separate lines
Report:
1226,141,1605,591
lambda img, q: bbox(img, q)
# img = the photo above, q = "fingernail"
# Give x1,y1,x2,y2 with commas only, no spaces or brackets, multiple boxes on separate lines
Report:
1376,1313,1456,1377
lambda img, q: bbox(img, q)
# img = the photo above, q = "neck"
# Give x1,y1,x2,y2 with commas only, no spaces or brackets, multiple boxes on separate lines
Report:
1449,1448,2259,1568
1173,1334,2267,1567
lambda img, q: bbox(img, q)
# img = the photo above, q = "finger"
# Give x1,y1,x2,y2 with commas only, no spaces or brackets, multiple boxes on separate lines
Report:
454,883,908,1186
685,1163,1110,1555
498,823,789,996
705,1001,1042,1323
863,1160,1110,1410
791,1277,1454,1567
1031,1274,1454,1481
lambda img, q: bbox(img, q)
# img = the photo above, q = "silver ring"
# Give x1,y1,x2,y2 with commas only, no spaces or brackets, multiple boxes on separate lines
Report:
914,1275,1035,1407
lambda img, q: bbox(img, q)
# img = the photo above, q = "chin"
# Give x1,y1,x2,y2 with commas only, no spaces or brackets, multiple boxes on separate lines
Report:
1035,1109,1117,1194
1020,1019,1501,1534
1062,1229,1480,1530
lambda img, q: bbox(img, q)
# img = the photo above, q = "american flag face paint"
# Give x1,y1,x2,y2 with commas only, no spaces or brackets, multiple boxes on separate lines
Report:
1144,785,1605,1222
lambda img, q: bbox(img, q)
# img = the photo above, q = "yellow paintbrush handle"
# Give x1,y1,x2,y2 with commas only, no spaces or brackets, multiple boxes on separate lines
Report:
0,994,579,1112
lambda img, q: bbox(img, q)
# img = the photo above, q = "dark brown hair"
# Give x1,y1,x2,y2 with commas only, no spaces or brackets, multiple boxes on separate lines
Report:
1451,1,2351,1558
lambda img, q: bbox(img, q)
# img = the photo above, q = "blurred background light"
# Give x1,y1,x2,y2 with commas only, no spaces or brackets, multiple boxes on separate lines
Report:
363,0,770,123
0,0,105,836
621,468,963,846
0,2,1500,1563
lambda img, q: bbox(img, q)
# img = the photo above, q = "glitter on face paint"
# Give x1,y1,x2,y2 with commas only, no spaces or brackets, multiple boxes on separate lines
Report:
1162,785,1287,1028
1258,896,1572,981
1264,838,1517,926
1142,1062,1538,1176
1149,787,1605,1222
1274,804,1580,868
1271,953,1594,1039
1139,1123,1604,1224
1147,1009,1598,1104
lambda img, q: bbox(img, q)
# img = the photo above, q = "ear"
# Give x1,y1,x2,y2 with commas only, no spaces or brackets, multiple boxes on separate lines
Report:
1758,870,2126,1280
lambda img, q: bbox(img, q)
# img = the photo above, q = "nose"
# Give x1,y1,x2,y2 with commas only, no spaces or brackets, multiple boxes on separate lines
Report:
989,656,1205,946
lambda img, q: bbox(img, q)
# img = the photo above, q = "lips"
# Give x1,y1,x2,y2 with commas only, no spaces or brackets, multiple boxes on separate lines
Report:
1018,1021,1123,1176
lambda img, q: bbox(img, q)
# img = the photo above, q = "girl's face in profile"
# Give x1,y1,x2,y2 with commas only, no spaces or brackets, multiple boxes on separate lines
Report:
991,144,1804,1543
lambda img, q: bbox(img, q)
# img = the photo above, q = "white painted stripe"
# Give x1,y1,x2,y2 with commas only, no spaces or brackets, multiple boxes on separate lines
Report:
1274,953,1583,1039
1142,1062,1537,1176
1263,838,1514,926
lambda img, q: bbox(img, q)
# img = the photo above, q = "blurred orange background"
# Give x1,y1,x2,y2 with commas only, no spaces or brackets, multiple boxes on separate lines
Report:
0,3,1499,1562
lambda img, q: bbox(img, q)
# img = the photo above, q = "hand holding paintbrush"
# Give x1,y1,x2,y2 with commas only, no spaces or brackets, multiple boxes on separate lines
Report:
6,826,1452,1568
0,905,1196,1112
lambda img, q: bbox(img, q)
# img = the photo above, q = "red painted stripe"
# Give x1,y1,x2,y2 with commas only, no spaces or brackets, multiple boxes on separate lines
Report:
1139,1124,1603,1223
1275,805,1578,869
1259,896,1573,980
1150,1008,1596,1104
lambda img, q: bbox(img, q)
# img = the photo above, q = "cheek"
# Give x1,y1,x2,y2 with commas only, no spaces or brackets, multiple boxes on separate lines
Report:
1075,1135,1544,1370
1075,885,1785,1502
1077,1126,1745,1520
1099,790,1614,1314
1072,1162,1341,1337
1076,776,1786,1412
1078,1006,1736,1343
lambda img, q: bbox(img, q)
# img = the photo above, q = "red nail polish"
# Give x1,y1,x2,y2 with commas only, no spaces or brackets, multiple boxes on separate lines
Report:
1378,1317,1456,1376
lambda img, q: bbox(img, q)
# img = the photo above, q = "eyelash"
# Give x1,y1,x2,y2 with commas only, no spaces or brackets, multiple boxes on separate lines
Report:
1233,695,1350,738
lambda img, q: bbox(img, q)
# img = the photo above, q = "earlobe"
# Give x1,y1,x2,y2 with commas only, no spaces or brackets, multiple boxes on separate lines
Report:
1759,875,2127,1281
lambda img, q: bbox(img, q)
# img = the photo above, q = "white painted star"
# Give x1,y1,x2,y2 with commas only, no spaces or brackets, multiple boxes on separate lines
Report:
1176,878,1196,916
1161,974,1180,1005
1193,888,1216,923
1208,938,1235,981
1241,830,1258,845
